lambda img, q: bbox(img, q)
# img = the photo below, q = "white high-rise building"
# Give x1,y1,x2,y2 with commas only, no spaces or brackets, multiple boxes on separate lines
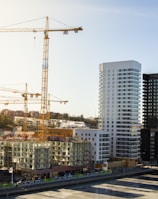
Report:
98,60,141,159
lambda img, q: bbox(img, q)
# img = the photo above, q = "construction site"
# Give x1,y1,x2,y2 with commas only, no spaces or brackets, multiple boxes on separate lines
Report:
0,17,91,181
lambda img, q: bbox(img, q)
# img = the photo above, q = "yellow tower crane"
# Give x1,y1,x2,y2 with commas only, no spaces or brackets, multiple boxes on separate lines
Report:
0,93,68,134
0,16,83,139
0,83,41,131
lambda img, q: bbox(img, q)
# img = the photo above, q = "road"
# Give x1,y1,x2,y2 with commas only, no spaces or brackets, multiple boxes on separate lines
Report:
0,167,157,198
1,173,158,199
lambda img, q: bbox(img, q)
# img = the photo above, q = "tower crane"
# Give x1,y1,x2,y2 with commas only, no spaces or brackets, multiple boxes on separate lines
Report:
0,85,68,132
0,98,68,105
0,16,82,139
0,83,40,131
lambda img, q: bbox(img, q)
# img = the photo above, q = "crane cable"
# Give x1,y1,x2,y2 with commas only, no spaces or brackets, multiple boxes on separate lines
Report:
0,16,74,29
0,17,45,28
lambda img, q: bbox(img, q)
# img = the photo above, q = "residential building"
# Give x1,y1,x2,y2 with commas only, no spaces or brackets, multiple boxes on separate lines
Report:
98,60,141,160
141,73,158,163
0,137,91,178
74,129,110,165
143,73,158,128
141,128,158,162
13,116,87,129
51,137,91,167
0,140,52,171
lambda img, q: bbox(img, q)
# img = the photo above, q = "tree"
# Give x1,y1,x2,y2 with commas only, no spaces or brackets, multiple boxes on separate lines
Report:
0,113,15,129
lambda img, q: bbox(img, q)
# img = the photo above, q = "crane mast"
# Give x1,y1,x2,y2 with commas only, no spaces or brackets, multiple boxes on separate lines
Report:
0,83,41,131
23,83,28,132
0,16,83,139
41,17,49,128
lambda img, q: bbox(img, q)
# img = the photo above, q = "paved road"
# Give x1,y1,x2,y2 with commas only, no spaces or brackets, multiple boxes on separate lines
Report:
2,173,158,199
0,167,157,198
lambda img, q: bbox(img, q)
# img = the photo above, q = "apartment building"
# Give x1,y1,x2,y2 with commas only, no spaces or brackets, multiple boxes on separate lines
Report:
0,141,52,170
142,74,158,128
51,137,91,167
141,128,158,162
13,117,87,129
98,60,141,160
141,73,158,163
74,129,110,165
0,137,91,177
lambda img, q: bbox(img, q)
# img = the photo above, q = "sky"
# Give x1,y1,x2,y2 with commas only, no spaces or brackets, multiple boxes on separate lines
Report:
0,0,158,118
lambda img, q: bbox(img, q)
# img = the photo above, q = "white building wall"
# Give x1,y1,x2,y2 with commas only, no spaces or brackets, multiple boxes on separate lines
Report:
74,129,110,163
98,60,141,159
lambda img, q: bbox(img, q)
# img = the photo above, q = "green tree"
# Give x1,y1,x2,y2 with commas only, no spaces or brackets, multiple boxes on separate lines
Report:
0,114,15,129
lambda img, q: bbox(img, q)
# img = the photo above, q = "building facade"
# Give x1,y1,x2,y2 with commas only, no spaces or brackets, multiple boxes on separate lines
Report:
74,129,110,164
52,138,91,167
0,141,52,170
141,128,158,163
0,138,91,178
98,60,141,159
141,73,158,163
143,74,158,128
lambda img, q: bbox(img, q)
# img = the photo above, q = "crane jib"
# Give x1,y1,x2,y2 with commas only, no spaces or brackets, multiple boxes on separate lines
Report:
0,16,82,139
0,27,83,33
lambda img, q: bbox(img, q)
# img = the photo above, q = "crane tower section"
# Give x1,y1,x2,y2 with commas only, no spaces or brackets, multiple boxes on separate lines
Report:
0,16,83,139
41,16,49,116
